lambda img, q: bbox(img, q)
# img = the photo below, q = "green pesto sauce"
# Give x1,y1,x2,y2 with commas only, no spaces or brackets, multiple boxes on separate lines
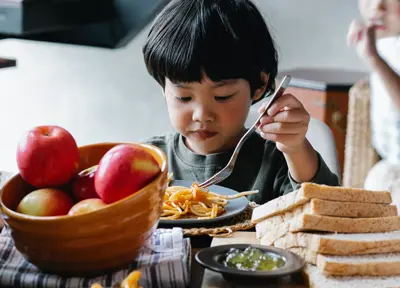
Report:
223,247,285,271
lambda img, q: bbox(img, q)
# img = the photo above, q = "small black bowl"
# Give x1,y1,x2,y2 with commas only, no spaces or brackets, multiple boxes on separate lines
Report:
195,244,305,285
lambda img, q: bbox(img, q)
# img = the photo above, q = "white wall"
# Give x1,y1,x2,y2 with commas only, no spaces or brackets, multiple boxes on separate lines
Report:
254,0,364,71
0,0,364,173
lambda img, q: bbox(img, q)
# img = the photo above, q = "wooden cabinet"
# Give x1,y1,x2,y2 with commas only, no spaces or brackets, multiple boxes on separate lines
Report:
278,68,368,175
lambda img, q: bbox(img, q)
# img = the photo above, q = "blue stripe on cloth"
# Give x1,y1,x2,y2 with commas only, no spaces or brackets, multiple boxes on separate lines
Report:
168,257,175,288
13,259,30,287
171,237,178,288
169,231,177,288
0,239,16,287
0,236,13,261
163,231,174,288
150,266,158,288
105,272,112,288
181,258,188,287
152,230,161,288
59,275,68,288
36,271,46,288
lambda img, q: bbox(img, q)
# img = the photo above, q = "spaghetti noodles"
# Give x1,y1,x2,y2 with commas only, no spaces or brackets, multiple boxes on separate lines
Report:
161,180,258,220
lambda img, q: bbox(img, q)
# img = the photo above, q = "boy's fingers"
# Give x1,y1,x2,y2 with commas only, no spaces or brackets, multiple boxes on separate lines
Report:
259,132,301,144
265,94,304,116
260,122,307,134
259,115,274,125
269,109,309,123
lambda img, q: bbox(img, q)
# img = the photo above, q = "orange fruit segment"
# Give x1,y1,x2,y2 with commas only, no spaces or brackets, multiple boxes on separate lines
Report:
91,270,142,288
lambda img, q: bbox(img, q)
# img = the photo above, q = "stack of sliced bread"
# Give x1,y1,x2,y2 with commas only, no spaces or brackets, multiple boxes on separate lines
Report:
251,183,400,287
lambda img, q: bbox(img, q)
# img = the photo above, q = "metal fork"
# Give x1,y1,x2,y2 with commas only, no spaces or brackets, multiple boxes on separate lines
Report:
197,75,292,188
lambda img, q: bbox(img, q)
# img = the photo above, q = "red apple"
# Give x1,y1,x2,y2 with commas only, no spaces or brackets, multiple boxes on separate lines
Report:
16,125,80,188
72,165,99,201
17,188,74,216
94,144,161,204
68,198,107,216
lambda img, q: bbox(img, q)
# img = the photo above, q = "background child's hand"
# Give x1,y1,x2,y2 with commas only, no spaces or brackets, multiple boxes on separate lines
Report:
257,93,310,154
347,20,379,63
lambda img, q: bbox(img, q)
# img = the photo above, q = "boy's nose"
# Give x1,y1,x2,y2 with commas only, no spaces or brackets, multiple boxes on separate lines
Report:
371,0,385,14
192,106,215,122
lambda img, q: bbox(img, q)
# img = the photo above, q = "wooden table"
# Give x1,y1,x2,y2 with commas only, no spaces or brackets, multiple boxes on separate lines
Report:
193,232,308,288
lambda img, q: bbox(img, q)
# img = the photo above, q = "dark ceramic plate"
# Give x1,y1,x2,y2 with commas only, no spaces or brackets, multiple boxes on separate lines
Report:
195,244,305,284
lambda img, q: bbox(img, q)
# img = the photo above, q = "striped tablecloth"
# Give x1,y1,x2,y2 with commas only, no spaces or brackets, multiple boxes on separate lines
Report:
0,227,191,288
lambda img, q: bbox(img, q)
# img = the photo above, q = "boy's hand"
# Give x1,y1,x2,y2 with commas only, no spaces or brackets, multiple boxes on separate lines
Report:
347,20,379,64
257,93,310,154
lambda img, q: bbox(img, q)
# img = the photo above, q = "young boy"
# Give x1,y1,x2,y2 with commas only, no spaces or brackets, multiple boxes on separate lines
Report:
347,0,400,204
142,0,339,205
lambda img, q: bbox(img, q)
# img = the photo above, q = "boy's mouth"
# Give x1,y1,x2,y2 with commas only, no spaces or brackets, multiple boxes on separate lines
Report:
375,24,387,31
371,19,387,30
191,130,217,140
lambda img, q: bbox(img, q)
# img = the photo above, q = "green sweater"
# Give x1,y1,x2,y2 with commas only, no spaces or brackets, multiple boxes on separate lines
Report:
143,132,339,204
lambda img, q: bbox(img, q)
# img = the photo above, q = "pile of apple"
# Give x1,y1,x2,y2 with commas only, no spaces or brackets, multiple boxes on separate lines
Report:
15,125,161,217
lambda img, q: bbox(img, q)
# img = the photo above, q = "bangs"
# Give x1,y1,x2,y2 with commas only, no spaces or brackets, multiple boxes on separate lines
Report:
143,0,278,97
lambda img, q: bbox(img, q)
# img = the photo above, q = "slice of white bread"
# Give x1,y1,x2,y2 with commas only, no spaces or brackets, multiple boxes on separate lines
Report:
287,247,400,276
300,183,392,203
274,231,400,255
292,214,400,233
256,205,400,242
251,188,309,224
252,183,392,224
286,246,400,276
317,253,400,276
287,247,317,265
257,204,300,242
310,198,398,218
272,231,315,249
304,264,400,288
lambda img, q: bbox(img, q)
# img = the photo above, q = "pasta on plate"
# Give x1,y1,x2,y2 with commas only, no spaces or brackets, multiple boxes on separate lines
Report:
161,174,257,220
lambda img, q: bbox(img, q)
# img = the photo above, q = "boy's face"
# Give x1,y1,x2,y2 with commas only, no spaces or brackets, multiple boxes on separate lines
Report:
164,75,265,155
359,0,400,38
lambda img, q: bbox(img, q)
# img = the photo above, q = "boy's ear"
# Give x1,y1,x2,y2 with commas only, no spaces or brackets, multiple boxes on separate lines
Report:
252,72,269,101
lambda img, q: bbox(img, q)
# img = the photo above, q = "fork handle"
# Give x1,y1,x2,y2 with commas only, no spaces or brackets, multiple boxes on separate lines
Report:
229,75,292,162
255,75,292,127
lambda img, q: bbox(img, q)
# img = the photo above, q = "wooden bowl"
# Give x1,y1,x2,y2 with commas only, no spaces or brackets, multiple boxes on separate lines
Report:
0,142,168,276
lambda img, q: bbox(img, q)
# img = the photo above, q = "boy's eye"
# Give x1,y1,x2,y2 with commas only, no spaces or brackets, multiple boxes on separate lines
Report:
175,96,192,102
215,94,234,102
